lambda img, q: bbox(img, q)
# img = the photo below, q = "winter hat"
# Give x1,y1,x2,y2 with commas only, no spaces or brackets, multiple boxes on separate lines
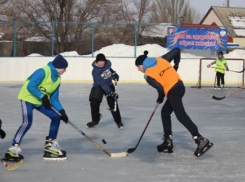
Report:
52,55,68,68
218,51,223,55
135,51,148,66
95,53,106,63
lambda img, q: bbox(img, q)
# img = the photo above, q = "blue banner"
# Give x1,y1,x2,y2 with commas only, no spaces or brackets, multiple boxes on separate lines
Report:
167,27,227,51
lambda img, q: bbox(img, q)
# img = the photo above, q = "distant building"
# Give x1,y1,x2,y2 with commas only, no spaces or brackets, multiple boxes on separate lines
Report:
200,6,245,48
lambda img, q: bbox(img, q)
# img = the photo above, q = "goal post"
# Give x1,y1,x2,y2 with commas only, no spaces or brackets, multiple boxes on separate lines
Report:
192,58,245,88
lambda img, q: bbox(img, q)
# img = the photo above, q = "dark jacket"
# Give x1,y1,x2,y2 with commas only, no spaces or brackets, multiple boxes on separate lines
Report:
92,60,114,94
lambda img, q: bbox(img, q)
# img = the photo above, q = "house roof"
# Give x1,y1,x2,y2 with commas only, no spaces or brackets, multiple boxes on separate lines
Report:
200,6,245,38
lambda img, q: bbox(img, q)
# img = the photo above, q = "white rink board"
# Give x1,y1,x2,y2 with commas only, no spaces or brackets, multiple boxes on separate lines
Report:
0,57,201,83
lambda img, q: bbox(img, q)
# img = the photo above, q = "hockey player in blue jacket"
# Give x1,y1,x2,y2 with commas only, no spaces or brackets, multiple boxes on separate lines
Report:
87,53,123,129
4,55,69,161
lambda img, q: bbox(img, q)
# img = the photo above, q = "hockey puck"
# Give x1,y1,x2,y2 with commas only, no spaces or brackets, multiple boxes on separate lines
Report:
102,139,107,144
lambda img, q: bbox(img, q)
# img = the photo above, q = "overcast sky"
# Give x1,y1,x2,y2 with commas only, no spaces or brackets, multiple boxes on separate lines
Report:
189,0,245,16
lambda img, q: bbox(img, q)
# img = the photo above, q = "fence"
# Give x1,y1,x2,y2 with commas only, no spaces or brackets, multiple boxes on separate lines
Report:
0,20,171,57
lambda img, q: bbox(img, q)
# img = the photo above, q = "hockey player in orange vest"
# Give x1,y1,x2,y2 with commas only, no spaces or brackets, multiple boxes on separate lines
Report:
135,48,213,157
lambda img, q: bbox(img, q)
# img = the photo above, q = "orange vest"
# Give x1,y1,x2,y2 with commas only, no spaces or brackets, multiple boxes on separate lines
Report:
144,57,181,96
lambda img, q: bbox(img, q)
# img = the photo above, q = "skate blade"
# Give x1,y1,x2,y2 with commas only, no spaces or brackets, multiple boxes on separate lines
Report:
196,142,213,157
162,149,173,153
43,156,67,161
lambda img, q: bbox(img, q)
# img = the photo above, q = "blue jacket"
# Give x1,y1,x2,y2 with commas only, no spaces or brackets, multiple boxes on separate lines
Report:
92,60,114,94
26,62,63,111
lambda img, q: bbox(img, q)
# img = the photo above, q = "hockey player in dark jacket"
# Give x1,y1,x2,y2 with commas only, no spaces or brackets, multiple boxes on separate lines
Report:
135,48,212,157
87,53,123,129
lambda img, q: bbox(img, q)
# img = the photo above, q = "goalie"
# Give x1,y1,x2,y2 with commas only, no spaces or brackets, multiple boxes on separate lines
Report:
207,51,229,89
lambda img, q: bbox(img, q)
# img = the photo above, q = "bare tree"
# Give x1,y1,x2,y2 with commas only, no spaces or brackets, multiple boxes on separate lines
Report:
0,0,112,53
150,0,201,24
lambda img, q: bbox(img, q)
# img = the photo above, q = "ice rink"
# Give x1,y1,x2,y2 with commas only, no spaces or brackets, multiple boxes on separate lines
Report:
1,83,245,182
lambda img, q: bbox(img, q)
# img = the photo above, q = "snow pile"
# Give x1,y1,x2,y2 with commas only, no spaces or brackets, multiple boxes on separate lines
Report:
25,43,245,59
60,51,80,57
225,49,245,58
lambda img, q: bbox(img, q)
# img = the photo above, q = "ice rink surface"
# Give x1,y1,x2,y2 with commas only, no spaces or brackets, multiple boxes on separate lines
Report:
1,83,245,182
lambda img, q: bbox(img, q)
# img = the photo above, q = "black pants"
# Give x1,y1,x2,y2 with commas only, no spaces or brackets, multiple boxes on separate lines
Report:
89,85,121,124
216,72,225,86
161,81,200,137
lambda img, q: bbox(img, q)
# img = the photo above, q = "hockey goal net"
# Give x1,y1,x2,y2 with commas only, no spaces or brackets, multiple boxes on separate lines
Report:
192,58,245,88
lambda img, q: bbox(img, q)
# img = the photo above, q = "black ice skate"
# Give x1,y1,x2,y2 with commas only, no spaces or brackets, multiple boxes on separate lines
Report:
157,135,173,153
4,144,24,162
43,137,67,161
86,114,103,128
116,122,124,130
193,136,213,157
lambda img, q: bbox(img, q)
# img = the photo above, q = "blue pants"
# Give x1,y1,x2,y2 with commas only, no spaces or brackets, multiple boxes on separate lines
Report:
12,101,61,145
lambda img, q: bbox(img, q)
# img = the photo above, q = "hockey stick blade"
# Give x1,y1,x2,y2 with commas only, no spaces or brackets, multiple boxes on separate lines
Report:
110,152,128,158
211,86,244,101
1,159,23,171
127,148,136,154
211,95,225,100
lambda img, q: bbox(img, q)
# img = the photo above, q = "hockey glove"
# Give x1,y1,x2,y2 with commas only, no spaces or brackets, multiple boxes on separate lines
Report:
157,97,164,104
111,72,119,81
59,109,69,124
173,65,179,71
106,92,119,100
0,119,6,139
41,95,51,107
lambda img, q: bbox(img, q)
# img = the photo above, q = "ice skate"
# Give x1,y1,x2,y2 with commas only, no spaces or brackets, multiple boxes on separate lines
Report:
193,136,213,157
43,137,67,161
86,114,102,128
157,135,173,153
215,86,221,90
4,144,24,162
116,122,124,130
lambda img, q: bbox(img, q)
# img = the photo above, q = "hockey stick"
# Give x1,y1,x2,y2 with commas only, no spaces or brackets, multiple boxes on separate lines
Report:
68,120,128,157
127,103,159,154
107,80,118,112
209,66,240,73
0,157,23,171
211,86,245,100
51,107,128,157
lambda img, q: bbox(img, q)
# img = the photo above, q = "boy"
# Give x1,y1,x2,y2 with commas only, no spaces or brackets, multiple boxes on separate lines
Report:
207,51,229,89
87,53,123,129
4,55,69,161
135,48,212,157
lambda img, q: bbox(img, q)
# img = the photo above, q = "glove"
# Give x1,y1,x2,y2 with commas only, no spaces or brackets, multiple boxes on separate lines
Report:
157,97,164,104
173,65,179,71
0,129,6,139
0,120,6,139
41,95,51,107
59,109,69,124
111,72,119,81
106,92,119,100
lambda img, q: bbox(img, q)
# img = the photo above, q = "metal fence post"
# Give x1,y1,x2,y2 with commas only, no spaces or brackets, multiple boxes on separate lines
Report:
13,21,17,57
134,23,138,58
91,23,95,57
52,22,55,56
